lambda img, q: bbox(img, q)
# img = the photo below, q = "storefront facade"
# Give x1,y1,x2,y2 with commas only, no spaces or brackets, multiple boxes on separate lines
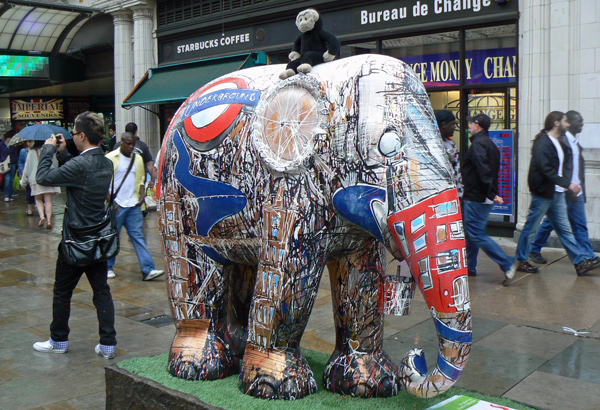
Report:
153,0,520,231
109,0,600,247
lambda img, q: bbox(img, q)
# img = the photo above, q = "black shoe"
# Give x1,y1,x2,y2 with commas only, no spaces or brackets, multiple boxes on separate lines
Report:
575,259,597,276
529,252,547,264
517,260,539,273
468,271,477,277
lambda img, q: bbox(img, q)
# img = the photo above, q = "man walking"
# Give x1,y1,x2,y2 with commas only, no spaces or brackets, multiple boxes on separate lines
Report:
108,123,117,151
106,132,164,281
115,122,158,188
461,114,517,284
33,111,117,359
529,111,599,265
436,110,463,198
515,111,598,277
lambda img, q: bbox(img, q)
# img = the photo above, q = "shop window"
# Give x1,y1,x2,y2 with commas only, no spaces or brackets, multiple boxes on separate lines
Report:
383,32,460,87
465,25,516,86
158,0,308,28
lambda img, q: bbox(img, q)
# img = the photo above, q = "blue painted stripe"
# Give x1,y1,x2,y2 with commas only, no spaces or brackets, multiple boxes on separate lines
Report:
434,317,472,344
332,185,386,242
436,354,462,381
173,130,247,236
413,350,428,375
183,89,261,119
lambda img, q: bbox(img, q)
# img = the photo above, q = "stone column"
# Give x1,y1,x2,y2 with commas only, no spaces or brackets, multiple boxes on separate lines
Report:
132,6,159,156
112,11,134,135
517,1,600,248
516,3,552,232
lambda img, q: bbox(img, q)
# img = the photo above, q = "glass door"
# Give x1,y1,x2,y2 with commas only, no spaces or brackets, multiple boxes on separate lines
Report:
466,88,516,223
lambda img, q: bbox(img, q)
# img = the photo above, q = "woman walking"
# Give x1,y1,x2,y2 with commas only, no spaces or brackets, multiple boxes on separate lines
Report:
18,140,36,216
20,140,61,228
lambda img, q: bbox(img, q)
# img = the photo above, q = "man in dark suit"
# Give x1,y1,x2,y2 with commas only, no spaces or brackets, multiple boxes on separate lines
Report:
33,111,117,359
461,113,517,284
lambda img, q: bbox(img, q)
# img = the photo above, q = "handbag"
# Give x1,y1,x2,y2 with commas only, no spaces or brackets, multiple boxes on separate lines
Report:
0,156,10,174
61,198,120,266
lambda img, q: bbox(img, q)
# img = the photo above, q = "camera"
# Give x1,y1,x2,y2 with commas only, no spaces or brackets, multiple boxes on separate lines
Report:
55,134,62,144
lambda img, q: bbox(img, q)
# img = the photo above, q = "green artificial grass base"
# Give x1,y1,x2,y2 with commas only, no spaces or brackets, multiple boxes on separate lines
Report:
118,350,535,410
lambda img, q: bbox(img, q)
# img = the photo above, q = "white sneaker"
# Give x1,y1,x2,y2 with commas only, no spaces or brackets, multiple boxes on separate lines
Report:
4,198,9,202
503,260,519,286
95,344,115,359
107,270,116,279
33,340,68,354
143,269,164,281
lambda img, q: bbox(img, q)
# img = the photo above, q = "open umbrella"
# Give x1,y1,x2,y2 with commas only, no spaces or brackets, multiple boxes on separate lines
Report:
7,136,27,147
17,124,73,141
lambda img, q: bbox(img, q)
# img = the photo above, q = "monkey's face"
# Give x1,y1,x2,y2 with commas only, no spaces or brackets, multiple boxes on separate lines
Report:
296,13,316,32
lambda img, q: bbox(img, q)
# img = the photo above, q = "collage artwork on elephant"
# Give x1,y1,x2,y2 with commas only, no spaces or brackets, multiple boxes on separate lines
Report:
155,50,472,400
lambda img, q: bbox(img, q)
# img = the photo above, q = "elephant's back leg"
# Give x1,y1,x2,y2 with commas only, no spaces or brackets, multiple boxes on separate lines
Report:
166,247,241,381
323,239,401,397
225,264,256,358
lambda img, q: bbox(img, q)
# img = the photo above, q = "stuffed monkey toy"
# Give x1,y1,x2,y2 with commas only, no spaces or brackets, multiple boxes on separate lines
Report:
279,9,341,80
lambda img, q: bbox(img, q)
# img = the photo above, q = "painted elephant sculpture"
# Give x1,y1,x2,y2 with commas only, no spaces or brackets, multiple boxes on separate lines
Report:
156,54,471,400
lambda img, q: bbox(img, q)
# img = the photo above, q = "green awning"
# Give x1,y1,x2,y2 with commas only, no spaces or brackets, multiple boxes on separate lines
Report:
122,52,267,107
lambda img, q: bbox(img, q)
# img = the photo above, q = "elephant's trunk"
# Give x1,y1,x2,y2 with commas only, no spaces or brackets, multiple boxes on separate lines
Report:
387,188,472,398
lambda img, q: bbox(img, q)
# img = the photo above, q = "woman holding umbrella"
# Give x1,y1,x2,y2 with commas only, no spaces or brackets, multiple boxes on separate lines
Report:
1,130,19,202
21,140,61,228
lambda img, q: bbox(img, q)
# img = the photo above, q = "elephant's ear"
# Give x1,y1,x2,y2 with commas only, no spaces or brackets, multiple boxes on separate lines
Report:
252,76,327,173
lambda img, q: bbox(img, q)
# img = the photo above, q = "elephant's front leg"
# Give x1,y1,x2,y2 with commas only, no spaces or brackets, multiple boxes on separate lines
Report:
239,210,325,400
167,248,247,380
323,238,401,397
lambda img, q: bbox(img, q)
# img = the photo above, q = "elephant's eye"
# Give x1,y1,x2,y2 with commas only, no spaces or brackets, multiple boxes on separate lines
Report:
378,131,402,157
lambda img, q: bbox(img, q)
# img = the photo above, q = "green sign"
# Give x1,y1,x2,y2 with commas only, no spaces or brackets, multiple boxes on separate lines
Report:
0,55,49,78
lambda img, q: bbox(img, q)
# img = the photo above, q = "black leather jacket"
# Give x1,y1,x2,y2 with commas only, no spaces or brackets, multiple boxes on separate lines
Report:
461,130,500,202
528,133,573,199
36,145,113,228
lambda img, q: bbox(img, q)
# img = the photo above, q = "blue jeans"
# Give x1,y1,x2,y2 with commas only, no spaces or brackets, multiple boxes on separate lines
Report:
4,164,16,199
107,205,155,277
463,200,514,274
516,192,584,265
531,194,595,259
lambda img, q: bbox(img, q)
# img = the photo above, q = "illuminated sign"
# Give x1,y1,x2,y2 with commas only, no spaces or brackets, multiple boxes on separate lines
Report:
401,48,516,87
11,98,64,120
0,56,49,78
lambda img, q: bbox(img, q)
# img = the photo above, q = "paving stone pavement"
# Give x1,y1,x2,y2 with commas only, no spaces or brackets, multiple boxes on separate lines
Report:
1,192,600,410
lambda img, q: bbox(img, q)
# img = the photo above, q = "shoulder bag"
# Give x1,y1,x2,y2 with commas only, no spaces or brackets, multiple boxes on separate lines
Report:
61,154,136,266
0,156,10,174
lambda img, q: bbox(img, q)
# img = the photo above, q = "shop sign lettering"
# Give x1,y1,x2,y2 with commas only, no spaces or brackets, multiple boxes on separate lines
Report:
401,48,516,87
359,0,494,25
11,98,64,120
175,32,251,56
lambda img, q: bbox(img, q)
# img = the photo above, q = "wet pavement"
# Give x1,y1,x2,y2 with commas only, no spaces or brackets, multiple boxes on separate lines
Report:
1,192,600,410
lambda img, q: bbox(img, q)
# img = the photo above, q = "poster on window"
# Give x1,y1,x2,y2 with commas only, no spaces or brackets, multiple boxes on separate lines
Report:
488,130,513,217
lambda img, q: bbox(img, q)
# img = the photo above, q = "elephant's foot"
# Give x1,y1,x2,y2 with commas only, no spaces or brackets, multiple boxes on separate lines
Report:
168,319,239,380
323,348,401,397
239,344,317,400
